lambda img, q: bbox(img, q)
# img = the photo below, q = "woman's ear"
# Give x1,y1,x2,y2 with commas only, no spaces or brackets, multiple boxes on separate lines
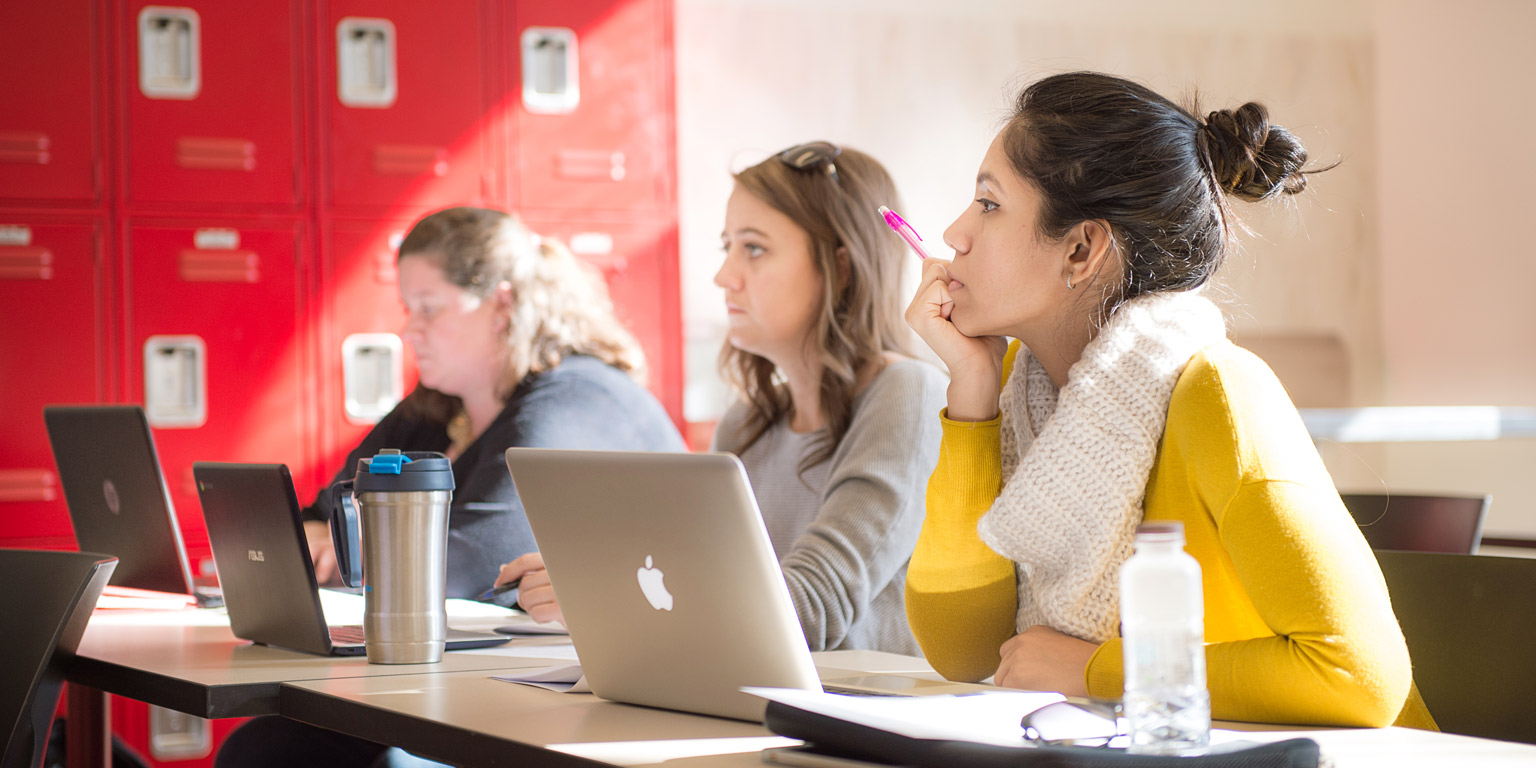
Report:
1063,220,1116,290
494,280,514,328
835,246,852,293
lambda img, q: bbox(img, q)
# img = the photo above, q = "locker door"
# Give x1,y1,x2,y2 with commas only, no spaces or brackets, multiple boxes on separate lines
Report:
317,217,418,483
0,0,103,204
519,215,682,426
510,0,673,213
319,0,497,213
0,218,106,548
121,1,305,209
123,219,311,564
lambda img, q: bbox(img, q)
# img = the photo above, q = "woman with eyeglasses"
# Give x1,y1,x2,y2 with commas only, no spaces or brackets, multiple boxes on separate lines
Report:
216,208,685,768
497,143,947,653
904,72,1435,728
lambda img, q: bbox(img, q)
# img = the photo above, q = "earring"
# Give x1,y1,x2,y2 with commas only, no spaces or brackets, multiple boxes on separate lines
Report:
1066,275,1076,291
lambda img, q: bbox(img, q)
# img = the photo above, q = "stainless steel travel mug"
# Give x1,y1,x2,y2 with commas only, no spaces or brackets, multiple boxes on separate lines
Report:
330,449,455,664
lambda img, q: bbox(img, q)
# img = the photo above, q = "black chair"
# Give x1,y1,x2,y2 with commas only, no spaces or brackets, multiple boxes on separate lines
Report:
1375,551,1536,744
0,549,116,768
1340,493,1490,554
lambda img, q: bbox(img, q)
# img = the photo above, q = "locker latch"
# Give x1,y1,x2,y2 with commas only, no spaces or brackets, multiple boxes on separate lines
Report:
337,18,398,108
144,335,207,428
342,333,404,424
138,7,201,100
522,27,580,114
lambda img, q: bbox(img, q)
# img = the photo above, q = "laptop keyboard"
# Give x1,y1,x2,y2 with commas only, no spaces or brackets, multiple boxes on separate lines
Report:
329,625,366,644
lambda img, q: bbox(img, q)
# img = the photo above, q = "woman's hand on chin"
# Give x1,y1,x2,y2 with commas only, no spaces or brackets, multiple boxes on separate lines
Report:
906,258,1005,421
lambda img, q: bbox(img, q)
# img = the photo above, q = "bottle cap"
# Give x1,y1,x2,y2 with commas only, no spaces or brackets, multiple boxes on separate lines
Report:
1135,521,1185,542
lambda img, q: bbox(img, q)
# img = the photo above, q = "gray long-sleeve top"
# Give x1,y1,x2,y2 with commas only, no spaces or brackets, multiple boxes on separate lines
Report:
712,358,947,654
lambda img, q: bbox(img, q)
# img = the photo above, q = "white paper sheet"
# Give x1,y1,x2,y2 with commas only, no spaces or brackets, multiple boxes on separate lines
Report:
493,661,591,693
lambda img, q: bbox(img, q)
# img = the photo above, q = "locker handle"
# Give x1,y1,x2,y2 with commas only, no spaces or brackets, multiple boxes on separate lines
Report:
0,131,50,165
556,150,626,182
373,145,448,177
179,250,260,283
176,138,256,171
0,247,53,280
0,469,58,503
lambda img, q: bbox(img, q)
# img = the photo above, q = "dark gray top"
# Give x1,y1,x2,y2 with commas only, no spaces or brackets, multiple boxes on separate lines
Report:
306,355,686,599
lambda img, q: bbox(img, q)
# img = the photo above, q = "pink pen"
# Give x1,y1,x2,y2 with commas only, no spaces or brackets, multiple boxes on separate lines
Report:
878,205,930,260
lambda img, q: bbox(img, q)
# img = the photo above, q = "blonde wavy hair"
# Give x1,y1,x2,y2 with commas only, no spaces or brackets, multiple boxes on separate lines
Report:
397,207,646,422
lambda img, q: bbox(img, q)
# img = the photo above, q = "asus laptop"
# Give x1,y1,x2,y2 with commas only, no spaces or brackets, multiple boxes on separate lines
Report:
504,448,980,722
193,461,508,656
44,405,197,596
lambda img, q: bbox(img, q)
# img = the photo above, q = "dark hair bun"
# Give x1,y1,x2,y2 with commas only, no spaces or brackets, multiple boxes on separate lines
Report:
1201,103,1310,202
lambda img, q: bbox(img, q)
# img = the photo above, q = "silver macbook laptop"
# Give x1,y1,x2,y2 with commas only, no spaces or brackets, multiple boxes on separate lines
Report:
43,405,196,596
194,462,509,656
505,448,977,722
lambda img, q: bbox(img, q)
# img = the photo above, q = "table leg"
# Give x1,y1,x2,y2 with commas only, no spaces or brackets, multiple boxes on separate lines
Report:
64,683,110,768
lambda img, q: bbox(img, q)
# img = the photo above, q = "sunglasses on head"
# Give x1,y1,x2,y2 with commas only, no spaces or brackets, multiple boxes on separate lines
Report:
777,141,842,186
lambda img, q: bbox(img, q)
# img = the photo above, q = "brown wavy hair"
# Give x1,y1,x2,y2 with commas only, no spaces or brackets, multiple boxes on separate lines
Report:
397,207,645,423
1002,71,1328,311
722,146,912,469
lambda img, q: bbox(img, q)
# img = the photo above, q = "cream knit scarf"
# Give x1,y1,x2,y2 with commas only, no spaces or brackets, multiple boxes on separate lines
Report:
976,291,1227,643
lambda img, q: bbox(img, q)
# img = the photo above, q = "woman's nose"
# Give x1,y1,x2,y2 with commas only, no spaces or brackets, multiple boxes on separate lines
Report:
943,215,972,256
713,258,736,290
400,313,423,341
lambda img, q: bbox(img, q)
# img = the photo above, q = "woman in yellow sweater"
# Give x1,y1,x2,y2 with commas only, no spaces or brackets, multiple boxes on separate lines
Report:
903,71,1432,728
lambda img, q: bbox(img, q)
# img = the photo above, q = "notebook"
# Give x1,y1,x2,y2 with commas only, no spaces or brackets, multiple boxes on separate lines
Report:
43,405,197,596
193,461,509,656
504,447,983,722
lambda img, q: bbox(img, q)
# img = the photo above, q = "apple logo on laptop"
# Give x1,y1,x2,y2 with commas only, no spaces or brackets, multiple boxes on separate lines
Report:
636,555,673,611
102,478,121,515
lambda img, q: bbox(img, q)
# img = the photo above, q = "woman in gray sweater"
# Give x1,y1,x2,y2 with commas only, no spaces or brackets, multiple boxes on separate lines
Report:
499,143,945,654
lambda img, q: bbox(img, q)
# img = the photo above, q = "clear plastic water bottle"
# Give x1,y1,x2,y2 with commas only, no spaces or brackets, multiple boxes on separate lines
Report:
1119,521,1210,755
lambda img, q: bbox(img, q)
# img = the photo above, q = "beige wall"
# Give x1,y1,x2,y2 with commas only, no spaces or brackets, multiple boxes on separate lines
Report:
1323,0,1536,539
1375,0,1536,407
672,0,1536,536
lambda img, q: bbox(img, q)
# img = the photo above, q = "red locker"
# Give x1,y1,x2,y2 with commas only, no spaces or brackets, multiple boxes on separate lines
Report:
509,0,674,213
520,214,682,425
316,216,419,483
0,0,105,204
122,218,314,567
0,216,108,549
317,0,499,214
119,1,307,210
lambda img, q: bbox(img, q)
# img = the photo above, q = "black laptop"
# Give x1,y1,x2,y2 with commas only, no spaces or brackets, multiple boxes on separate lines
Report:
43,405,197,596
193,461,508,656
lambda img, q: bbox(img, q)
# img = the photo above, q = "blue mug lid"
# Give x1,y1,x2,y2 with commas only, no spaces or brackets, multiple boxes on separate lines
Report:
354,450,455,492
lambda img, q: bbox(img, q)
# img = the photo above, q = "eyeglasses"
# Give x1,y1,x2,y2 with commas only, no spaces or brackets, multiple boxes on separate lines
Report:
1019,698,1126,748
777,141,842,186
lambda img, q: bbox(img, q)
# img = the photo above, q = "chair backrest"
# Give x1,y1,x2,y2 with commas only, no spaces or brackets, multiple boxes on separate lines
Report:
1375,551,1536,744
0,549,116,768
1339,493,1490,554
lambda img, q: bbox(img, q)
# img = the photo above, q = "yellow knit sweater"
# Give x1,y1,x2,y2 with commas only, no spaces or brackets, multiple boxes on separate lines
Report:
906,339,1435,728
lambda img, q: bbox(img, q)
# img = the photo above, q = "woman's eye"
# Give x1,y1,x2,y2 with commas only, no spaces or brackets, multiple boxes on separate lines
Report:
976,198,999,213
744,244,766,258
